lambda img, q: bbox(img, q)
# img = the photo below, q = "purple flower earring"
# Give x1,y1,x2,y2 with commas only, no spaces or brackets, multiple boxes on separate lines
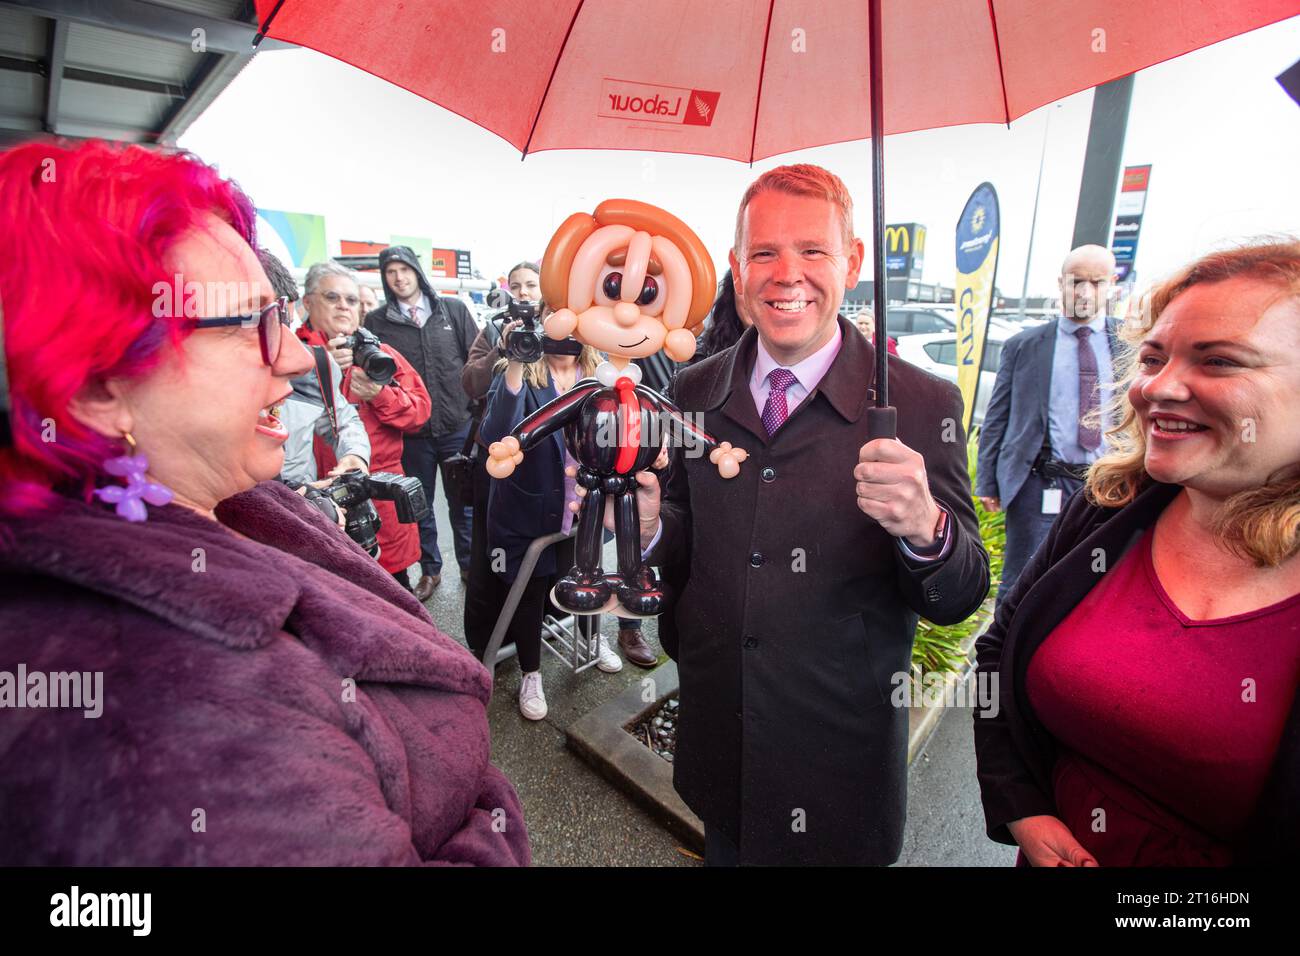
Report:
93,432,174,522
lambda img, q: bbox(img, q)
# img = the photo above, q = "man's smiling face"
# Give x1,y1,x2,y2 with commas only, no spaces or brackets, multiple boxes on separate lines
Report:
730,190,863,365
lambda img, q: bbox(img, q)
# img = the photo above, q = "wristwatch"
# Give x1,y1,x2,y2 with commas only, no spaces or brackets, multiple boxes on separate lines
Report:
909,506,949,557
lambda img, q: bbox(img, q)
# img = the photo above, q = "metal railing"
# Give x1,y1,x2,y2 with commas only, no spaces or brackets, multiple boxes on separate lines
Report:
480,529,602,696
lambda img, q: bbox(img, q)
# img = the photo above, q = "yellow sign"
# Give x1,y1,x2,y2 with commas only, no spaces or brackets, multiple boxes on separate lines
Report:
953,184,1000,434
955,237,998,433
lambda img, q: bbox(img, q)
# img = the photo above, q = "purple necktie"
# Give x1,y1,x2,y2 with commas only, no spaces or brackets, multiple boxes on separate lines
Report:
1075,326,1100,450
761,368,798,436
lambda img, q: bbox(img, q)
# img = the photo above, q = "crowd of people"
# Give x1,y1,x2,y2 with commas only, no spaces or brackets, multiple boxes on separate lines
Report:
0,139,1295,867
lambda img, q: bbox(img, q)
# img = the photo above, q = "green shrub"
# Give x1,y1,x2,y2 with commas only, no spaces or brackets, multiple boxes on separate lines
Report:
911,435,1004,676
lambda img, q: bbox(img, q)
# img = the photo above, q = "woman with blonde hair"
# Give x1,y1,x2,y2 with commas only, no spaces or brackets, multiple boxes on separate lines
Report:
974,238,1300,866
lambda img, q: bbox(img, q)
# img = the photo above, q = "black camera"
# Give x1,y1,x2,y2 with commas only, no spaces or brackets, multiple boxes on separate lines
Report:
344,327,397,385
485,288,582,364
318,470,429,557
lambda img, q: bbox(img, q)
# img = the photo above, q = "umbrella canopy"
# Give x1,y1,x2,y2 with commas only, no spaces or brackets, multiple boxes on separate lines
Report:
252,0,1298,435
253,0,1298,162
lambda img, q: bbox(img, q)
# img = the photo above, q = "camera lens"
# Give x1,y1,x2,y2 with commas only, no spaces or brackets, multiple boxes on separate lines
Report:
361,350,397,385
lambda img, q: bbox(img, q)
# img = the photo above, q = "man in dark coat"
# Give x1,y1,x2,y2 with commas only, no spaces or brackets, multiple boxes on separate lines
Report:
641,165,989,865
365,246,479,599
975,244,1124,605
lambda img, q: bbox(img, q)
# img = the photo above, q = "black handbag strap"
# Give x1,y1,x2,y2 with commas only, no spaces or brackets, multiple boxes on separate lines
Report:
461,410,482,459
312,345,339,439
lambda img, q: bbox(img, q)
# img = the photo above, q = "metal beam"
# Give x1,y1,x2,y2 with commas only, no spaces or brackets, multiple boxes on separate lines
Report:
0,114,152,143
0,0,291,55
43,16,67,134
0,126,76,148
155,49,228,143
155,2,260,144
64,64,184,96
0,55,184,97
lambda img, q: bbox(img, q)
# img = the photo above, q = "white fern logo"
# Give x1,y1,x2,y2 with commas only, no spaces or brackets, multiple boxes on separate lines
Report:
693,95,712,122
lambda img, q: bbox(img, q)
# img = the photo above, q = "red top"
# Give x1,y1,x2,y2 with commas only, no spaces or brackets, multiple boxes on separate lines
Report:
297,325,432,574
1027,526,1300,865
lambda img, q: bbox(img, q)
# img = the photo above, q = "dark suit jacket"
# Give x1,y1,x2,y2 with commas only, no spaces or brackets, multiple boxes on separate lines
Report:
364,294,477,439
649,317,989,864
976,317,1123,506
973,480,1299,863
479,373,567,582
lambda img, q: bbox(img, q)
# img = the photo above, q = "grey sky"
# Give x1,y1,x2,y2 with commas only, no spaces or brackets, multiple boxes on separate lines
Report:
179,14,1300,300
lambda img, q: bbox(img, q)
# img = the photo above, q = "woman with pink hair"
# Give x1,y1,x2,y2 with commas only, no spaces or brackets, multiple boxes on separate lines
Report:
0,141,528,866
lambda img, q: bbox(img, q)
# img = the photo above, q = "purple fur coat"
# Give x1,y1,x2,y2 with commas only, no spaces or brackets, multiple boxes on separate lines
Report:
0,481,529,866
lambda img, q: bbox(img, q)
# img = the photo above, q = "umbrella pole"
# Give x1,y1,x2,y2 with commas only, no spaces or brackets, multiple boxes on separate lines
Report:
866,0,895,440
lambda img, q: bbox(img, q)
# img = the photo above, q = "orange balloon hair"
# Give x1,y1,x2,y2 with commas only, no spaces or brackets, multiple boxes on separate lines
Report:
541,199,716,337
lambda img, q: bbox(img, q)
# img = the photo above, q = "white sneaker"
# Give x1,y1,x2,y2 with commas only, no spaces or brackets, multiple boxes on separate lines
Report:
518,671,547,720
591,633,623,673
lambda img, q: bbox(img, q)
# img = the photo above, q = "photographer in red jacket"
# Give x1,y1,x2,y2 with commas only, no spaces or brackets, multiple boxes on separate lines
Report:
299,261,432,590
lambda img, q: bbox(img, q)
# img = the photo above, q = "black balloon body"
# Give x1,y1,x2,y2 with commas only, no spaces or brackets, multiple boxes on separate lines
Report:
507,372,717,617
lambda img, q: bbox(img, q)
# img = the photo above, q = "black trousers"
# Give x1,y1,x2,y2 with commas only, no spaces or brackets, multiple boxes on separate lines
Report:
464,454,511,661
996,471,1084,607
502,536,576,673
464,452,642,668
400,426,473,576
704,823,739,867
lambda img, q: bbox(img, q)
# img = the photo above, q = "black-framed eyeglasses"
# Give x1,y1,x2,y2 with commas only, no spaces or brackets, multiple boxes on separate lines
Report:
185,296,291,366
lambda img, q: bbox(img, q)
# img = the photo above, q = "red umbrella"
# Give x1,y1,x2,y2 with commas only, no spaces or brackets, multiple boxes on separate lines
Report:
253,0,1299,436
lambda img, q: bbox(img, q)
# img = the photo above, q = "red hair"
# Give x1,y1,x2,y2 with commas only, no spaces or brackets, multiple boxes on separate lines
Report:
734,164,855,251
0,140,257,516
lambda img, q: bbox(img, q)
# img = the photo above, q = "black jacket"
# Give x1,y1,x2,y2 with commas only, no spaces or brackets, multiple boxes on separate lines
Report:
650,318,989,864
478,373,567,583
364,245,477,439
973,479,1299,864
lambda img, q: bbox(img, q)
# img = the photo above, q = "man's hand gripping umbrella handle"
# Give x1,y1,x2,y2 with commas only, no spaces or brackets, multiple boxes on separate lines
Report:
866,405,896,442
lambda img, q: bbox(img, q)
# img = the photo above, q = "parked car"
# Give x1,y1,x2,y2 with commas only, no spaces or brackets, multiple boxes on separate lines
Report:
993,307,1053,329
886,304,1020,341
893,328,1010,427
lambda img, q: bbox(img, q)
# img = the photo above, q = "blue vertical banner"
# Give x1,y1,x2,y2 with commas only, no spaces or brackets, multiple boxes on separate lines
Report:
954,183,1000,434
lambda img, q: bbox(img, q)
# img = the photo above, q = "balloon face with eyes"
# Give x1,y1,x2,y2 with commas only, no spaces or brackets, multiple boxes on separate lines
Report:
576,248,672,359
542,202,713,369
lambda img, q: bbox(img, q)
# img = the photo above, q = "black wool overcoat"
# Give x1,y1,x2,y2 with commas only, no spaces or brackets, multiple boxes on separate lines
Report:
651,317,989,865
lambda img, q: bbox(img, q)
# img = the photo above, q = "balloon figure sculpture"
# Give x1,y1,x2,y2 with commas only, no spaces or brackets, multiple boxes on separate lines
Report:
486,200,747,617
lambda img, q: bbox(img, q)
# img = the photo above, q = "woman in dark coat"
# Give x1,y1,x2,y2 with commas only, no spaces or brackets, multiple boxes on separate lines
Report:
974,239,1300,866
0,141,528,866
